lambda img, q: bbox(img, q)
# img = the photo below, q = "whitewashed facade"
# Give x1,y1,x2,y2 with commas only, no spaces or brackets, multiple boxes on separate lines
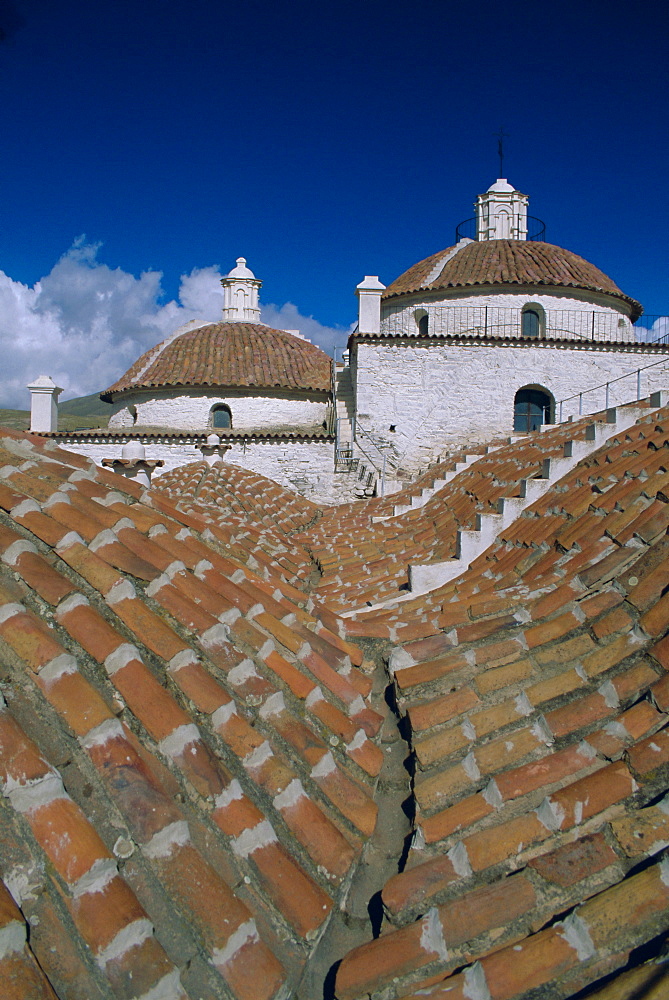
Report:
60,433,352,505
39,178,669,500
350,339,669,471
108,388,329,433
342,177,669,475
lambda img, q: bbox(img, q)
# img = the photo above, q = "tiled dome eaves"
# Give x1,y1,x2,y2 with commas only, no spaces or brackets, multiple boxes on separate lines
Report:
101,322,332,400
383,240,643,321
44,427,334,441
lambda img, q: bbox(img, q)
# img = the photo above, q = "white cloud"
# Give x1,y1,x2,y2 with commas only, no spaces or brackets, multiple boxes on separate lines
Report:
635,316,669,345
260,301,349,357
0,241,344,409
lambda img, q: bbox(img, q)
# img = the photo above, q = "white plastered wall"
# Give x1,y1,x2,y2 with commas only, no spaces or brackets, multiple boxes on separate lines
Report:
380,289,636,342
108,388,329,432
352,340,669,472
56,437,356,505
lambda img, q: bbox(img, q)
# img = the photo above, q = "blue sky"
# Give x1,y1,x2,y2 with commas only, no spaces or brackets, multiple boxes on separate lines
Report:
0,0,667,404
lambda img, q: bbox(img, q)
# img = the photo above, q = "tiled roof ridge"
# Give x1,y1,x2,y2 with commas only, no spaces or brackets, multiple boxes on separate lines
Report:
303,401,661,617
150,460,324,587
0,428,391,997
382,239,643,320
1,408,669,999
422,238,472,285
329,405,669,999
100,321,333,400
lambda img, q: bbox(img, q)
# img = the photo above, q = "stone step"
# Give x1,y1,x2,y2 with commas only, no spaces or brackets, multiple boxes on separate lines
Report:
341,396,668,616
388,455,476,517
407,403,649,595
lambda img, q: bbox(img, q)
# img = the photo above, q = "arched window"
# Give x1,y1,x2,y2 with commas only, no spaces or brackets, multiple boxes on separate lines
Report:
514,388,553,432
211,405,232,429
414,309,428,336
521,303,545,339
496,208,511,238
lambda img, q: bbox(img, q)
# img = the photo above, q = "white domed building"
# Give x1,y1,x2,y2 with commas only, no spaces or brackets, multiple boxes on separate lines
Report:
35,178,669,499
43,259,353,503
103,258,331,436
342,177,668,473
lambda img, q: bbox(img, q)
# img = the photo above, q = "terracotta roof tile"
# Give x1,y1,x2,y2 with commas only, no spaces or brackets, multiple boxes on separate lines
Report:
2,403,669,999
381,240,642,320
0,950,60,999
337,872,537,1000
102,321,332,399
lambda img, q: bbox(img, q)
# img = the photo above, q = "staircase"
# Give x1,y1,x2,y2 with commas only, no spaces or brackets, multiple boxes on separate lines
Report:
334,362,376,495
340,394,667,616
334,363,356,470
387,453,480,516
408,403,649,594
333,361,402,497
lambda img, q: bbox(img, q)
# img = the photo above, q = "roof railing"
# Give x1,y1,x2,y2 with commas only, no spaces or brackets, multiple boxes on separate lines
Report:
378,306,669,346
555,356,669,423
454,216,546,242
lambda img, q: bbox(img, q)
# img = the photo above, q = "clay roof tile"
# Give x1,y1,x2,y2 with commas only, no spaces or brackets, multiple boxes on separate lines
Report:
382,239,642,320
101,321,332,399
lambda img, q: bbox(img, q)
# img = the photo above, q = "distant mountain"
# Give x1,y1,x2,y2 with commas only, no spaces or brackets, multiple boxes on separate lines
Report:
0,390,123,431
0,408,31,431
59,392,123,418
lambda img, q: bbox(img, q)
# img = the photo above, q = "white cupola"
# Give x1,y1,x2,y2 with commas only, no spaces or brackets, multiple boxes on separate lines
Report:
221,257,262,322
476,179,529,241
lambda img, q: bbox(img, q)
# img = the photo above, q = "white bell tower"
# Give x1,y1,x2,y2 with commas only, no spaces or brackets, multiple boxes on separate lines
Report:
221,257,262,322
476,179,529,241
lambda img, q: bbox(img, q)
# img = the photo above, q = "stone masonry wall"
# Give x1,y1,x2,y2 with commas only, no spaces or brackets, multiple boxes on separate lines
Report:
353,340,669,472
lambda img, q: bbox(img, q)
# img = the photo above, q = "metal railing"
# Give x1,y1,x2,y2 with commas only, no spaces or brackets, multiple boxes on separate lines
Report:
555,356,669,423
332,356,355,467
455,216,546,242
328,359,338,436
379,306,669,346
335,415,355,467
352,420,396,497
632,316,669,346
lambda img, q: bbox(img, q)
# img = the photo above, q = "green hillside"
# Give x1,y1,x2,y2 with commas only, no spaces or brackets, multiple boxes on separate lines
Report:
0,391,122,432
59,392,122,419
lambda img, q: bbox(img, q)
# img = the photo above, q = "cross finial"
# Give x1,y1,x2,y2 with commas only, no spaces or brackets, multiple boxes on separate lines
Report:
494,127,509,177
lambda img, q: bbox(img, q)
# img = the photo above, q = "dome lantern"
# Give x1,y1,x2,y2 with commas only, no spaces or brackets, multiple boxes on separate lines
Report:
476,178,529,241
221,256,262,322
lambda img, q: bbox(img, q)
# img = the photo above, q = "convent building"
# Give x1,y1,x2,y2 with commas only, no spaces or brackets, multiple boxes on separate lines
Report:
31,177,669,502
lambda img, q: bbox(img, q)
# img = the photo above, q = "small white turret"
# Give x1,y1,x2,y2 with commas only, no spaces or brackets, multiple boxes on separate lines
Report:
121,441,146,461
102,443,164,487
356,276,386,334
221,257,262,322
476,179,529,241
27,375,63,433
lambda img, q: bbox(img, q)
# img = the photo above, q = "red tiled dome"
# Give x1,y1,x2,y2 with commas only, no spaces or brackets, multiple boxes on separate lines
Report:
101,321,332,400
384,240,643,320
